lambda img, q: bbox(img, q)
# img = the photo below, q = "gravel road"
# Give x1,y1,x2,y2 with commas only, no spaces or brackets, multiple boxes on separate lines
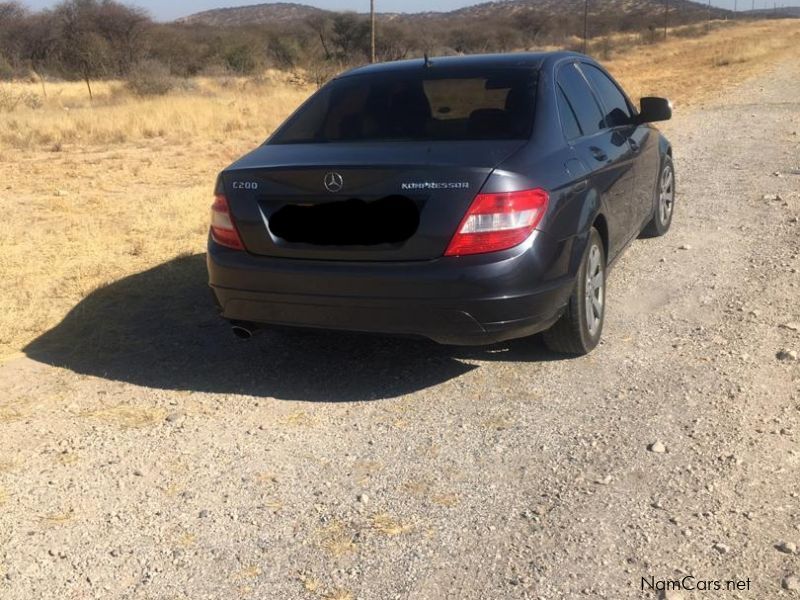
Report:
1,58,799,600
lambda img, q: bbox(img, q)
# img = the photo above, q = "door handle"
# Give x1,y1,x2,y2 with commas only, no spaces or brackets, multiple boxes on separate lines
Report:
629,139,640,153
590,147,608,162
571,180,588,194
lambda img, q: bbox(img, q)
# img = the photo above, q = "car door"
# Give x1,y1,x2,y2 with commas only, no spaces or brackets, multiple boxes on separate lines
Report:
556,62,634,260
578,63,657,234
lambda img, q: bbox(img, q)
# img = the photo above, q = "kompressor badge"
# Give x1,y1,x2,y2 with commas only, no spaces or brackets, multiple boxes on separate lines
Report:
400,182,470,190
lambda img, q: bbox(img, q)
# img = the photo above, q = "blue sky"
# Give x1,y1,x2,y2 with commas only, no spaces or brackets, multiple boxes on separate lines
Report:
19,0,800,22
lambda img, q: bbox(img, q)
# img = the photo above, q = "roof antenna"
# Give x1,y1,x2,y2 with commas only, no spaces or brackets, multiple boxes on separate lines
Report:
424,52,432,68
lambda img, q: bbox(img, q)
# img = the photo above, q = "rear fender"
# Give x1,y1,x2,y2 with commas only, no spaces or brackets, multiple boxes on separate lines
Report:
566,186,604,277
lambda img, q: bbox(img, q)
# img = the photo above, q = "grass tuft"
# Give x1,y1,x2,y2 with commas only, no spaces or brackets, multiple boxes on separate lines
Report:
317,520,358,557
77,405,167,428
323,590,353,600
370,513,413,536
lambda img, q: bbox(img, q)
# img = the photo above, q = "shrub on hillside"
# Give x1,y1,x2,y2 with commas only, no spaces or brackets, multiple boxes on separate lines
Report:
224,44,261,75
126,60,174,96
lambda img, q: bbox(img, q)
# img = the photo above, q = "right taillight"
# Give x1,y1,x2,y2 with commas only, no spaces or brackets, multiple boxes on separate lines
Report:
210,194,244,250
445,188,549,257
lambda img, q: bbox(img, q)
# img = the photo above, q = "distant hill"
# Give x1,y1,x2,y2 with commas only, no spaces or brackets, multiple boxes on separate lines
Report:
745,6,800,17
179,0,732,27
178,2,328,26
446,0,726,21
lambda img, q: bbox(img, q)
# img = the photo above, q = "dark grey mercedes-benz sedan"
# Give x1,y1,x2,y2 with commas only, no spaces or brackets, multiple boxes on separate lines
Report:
207,51,674,354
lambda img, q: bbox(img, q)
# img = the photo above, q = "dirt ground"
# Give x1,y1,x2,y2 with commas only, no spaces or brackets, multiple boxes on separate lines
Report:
1,46,800,600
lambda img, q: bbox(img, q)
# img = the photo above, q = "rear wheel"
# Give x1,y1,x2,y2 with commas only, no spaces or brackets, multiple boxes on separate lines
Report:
543,228,605,355
641,155,675,238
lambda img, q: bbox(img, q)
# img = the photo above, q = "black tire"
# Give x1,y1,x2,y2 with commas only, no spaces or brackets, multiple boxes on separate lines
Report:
641,155,675,238
543,227,606,355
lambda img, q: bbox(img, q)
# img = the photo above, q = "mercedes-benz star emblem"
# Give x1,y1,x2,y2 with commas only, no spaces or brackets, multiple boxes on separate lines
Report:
324,172,344,193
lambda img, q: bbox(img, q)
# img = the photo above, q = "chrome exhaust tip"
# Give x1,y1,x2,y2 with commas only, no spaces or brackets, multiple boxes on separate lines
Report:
230,320,261,340
231,325,253,340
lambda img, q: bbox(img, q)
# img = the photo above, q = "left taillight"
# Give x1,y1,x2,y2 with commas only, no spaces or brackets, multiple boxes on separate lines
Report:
445,188,549,257
210,194,244,250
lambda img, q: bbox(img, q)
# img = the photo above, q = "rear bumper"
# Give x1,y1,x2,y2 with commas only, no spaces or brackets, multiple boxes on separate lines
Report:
207,232,576,345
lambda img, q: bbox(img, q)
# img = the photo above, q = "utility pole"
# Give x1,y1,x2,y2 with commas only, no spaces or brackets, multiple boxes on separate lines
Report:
664,0,668,40
370,0,376,63
707,0,711,26
582,0,589,54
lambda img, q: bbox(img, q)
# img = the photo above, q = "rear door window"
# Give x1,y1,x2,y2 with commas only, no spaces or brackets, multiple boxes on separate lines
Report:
556,63,604,137
579,64,633,129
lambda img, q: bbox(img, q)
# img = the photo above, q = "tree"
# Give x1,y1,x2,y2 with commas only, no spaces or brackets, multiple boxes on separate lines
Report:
92,0,149,75
305,14,333,60
53,0,110,99
47,0,151,97
376,23,412,62
146,24,214,77
510,11,546,48
330,13,370,62
0,2,28,72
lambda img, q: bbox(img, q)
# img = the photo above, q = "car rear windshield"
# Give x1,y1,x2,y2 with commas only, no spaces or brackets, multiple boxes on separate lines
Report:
270,67,537,144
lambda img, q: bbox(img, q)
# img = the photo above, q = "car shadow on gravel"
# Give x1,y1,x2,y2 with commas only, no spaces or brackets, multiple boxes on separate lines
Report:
24,254,563,401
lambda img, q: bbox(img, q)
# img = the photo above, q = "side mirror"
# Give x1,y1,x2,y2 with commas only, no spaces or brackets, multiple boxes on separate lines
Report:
637,97,672,123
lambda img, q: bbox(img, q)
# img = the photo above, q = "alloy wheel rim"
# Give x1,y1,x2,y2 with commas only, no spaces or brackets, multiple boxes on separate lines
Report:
659,165,674,224
584,244,604,337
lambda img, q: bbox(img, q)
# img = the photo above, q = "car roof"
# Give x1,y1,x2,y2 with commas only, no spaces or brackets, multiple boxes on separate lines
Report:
338,51,587,79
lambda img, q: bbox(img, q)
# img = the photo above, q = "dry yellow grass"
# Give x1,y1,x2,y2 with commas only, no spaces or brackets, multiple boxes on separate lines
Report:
370,512,413,536
322,590,353,600
77,404,167,428
299,574,321,593
316,520,358,557
603,19,800,106
0,71,311,150
177,532,197,548
279,410,319,427
431,493,460,507
0,20,799,359
38,509,75,525
234,564,263,580
263,499,285,511
0,399,27,423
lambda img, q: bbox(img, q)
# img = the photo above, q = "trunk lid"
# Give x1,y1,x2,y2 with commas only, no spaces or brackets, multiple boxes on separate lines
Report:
221,140,525,261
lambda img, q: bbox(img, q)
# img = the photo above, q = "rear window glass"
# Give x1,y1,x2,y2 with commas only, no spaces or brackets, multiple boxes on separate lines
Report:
270,68,537,144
